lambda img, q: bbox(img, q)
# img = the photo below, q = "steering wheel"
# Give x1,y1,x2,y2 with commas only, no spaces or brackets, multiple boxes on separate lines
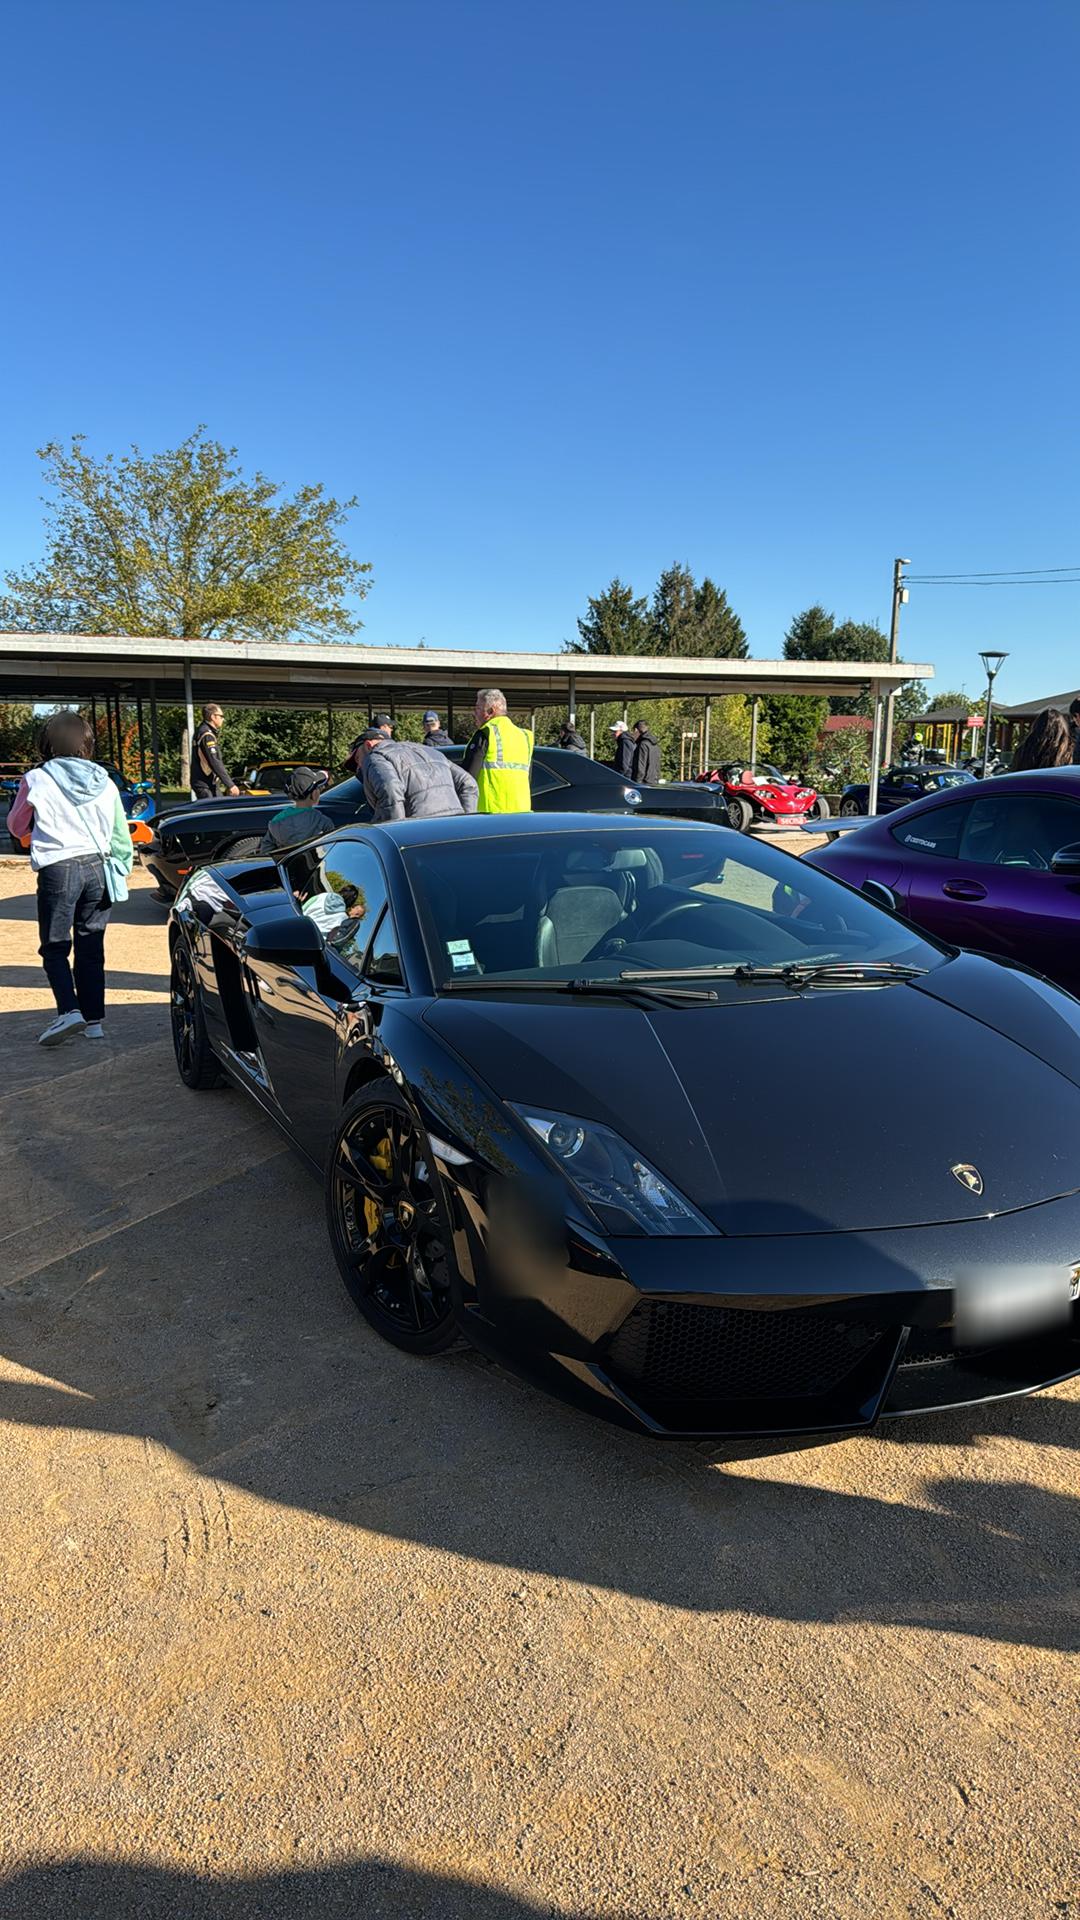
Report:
616,899,707,943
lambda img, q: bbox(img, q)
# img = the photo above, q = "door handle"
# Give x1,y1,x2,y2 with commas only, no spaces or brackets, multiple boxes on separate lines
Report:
942,881,987,901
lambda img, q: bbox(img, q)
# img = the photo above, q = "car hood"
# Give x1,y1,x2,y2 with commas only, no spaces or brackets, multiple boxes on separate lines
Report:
423,958,1080,1235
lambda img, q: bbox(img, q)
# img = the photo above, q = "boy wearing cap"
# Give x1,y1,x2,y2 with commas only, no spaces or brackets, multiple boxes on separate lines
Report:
422,710,453,748
258,767,337,853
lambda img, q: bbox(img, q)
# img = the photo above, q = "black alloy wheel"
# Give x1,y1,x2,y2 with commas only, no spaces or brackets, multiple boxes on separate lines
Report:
839,795,862,817
326,1084,462,1355
170,940,224,1090
726,796,752,832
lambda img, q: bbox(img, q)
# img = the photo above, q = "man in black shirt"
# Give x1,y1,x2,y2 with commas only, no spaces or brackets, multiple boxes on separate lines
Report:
192,704,239,799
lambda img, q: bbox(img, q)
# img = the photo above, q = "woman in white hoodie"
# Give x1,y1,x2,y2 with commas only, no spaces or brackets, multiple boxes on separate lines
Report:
7,711,134,1046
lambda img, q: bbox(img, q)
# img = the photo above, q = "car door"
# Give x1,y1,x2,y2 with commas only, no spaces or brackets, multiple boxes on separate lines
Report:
901,791,1080,982
243,839,391,1162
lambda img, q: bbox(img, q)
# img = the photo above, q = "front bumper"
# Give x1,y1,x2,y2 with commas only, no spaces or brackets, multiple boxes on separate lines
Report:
463,1195,1080,1439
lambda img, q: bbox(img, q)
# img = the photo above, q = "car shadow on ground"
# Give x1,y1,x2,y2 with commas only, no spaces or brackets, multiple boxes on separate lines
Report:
0,1856,587,1920
0,1003,1077,1656
0,1162,1076,1653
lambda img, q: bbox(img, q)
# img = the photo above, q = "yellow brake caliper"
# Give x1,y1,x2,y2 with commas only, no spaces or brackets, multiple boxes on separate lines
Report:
364,1134,393,1239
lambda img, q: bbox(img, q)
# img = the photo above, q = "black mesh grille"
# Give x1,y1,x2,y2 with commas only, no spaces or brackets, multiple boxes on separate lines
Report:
604,1299,884,1403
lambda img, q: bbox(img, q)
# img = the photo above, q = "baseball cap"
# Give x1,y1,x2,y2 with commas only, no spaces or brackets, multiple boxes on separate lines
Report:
286,765,330,800
423,710,440,723
372,711,393,727
609,722,627,732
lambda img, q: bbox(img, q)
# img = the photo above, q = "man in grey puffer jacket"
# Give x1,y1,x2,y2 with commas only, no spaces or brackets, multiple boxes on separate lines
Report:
357,729,479,822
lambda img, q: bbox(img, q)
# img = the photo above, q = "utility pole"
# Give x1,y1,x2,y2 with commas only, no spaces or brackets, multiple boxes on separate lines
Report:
881,557,910,768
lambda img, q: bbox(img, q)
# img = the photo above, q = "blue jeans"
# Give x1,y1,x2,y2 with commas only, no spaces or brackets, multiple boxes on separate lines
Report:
36,856,112,1021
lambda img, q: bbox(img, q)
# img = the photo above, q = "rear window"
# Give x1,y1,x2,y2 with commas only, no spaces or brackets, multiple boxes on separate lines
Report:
890,802,970,858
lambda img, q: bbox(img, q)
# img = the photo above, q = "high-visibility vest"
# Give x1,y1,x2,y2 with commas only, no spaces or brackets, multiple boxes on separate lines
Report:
475,715,534,813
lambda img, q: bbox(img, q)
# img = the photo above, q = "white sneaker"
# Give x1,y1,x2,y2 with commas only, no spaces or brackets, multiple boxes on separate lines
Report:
84,1022,105,1041
38,1010,86,1047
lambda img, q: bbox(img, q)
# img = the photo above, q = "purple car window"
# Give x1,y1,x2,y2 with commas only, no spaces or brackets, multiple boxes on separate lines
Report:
958,795,1080,870
891,803,970,858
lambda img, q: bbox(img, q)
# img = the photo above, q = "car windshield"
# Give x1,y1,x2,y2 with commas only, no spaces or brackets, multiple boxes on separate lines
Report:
403,826,942,987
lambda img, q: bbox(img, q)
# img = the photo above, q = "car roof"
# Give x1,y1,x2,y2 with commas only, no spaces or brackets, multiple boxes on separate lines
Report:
340,811,720,848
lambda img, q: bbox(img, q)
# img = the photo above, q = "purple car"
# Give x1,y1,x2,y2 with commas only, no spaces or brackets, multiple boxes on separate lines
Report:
805,766,1080,996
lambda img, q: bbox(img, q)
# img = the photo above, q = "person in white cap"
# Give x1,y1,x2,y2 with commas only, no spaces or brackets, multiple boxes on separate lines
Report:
610,720,634,779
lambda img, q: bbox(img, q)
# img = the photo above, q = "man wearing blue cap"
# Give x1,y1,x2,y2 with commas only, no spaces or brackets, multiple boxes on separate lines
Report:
422,710,453,748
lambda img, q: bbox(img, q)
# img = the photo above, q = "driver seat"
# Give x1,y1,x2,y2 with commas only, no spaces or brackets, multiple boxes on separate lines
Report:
536,850,633,966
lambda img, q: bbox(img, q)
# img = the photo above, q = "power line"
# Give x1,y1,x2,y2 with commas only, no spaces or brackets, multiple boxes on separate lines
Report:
907,564,1080,579
905,576,1080,587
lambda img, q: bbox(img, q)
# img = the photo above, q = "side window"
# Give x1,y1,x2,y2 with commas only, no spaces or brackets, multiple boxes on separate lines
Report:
890,801,970,859
307,840,390,970
958,795,1080,871
365,908,404,986
531,760,570,796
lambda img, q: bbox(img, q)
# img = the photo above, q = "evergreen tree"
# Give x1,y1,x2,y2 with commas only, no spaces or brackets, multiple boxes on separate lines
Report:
649,563,700,656
571,577,651,655
693,577,748,658
783,603,838,660
759,695,829,773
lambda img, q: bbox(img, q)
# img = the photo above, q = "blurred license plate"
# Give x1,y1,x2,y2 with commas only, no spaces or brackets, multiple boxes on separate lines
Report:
954,1265,1075,1345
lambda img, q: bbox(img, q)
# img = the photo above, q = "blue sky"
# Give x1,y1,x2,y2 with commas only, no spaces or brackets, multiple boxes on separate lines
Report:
2,0,1078,708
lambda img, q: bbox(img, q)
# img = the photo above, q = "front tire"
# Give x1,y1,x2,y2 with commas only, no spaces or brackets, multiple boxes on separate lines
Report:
839,796,861,817
326,1083,462,1355
726,796,752,832
806,795,830,822
170,939,224,1089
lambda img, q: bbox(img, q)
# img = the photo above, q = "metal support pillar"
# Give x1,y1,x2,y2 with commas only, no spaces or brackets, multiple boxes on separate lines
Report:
750,697,760,765
184,657,195,799
867,685,884,816
136,695,146,780
149,683,162,812
567,674,577,728
588,708,595,759
447,695,455,741
91,695,98,749
703,697,711,769
326,702,334,769
115,694,125,774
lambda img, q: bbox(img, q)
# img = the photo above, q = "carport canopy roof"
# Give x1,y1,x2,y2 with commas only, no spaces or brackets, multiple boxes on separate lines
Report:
0,632,933,708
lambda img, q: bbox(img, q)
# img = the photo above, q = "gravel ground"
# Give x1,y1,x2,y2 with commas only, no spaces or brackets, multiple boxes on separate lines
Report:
0,861,1077,1920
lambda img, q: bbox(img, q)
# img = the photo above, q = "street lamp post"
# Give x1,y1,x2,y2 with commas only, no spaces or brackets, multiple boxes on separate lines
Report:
978,650,1008,776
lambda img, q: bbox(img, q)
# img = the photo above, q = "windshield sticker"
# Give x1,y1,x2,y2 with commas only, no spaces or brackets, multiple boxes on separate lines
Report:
448,940,478,971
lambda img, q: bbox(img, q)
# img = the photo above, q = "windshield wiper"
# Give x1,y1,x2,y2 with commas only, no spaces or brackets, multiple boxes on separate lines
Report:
438,975,720,1003
733,960,928,989
616,957,927,990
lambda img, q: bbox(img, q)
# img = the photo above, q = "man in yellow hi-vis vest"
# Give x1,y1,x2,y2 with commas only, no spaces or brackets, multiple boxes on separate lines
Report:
462,688,534,813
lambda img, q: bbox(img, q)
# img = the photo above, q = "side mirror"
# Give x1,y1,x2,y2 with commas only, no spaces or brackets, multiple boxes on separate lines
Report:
861,878,900,912
1050,842,1080,877
243,912,325,965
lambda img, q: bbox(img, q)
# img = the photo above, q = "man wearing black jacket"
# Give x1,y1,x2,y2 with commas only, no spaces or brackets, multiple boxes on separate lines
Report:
192,704,239,799
630,719,661,785
557,722,588,754
609,721,634,778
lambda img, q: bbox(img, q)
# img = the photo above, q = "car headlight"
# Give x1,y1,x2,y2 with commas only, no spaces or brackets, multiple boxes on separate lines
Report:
511,1105,713,1237
622,787,643,804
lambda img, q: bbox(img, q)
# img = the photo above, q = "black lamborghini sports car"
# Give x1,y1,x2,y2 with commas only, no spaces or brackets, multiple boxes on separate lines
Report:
142,746,728,898
168,812,1080,1439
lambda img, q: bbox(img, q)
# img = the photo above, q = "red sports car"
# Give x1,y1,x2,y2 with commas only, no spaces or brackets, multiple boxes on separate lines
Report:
696,762,829,832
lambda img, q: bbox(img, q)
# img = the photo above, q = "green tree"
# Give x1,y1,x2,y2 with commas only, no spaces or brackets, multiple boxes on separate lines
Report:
0,703,37,761
571,577,651,655
692,576,748,658
924,688,977,715
1,429,371,640
783,603,837,660
649,563,700,656
759,694,828,773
